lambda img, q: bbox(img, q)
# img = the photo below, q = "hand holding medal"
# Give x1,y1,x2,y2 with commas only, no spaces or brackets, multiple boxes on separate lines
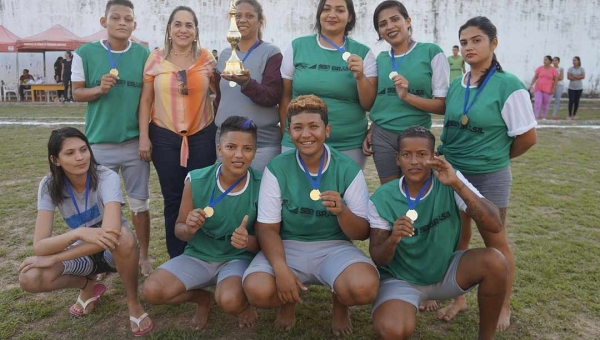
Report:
390,216,415,244
320,191,344,215
402,172,432,223
346,54,365,80
392,73,410,100
185,208,207,234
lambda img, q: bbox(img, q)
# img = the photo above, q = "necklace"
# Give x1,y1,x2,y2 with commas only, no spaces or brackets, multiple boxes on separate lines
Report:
172,49,192,56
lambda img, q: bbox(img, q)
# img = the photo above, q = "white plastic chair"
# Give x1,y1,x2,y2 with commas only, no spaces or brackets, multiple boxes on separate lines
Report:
2,84,18,101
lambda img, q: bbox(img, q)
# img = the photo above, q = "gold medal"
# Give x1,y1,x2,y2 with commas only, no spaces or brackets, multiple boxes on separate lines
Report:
110,68,119,76
406,209,418,222
204,206,214,218
229,81,237,88
342,52,351,61
309,189,321,201
461,115,469,126
389,71,398,80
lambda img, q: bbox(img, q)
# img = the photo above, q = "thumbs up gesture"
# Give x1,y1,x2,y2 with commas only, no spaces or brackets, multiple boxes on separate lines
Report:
231,215,249,249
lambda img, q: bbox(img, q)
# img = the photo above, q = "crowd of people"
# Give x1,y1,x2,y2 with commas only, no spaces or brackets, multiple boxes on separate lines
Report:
17,0,542,339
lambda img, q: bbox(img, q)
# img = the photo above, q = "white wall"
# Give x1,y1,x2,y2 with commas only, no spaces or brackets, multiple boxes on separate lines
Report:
1,0,598,94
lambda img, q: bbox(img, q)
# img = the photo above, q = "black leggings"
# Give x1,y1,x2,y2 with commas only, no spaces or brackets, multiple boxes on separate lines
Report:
568,89,583,117
63,77,72,100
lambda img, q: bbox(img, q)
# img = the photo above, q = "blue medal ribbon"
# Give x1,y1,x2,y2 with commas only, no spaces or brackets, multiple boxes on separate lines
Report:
463,66,497,121
106,41,125,71
402,173,432,211
391,40,414,73
208,166,247,209
297,147,326,192
319,35,347,55
64,172,91,227
241,40,261,63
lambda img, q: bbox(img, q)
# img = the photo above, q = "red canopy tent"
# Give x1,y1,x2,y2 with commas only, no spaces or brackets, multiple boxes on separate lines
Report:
79,29,149,47
0,25,19,52
15,24,83,81
16,24,82,52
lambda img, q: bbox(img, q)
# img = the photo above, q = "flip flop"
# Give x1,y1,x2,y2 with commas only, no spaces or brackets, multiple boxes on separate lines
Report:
130,313,154,337
69,283,107,317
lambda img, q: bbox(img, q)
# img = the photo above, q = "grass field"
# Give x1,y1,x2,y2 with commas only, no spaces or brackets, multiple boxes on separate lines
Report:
0,103,599,340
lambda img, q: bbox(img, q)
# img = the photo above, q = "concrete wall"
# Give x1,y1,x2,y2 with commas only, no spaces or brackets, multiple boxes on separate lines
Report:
1,0,598,94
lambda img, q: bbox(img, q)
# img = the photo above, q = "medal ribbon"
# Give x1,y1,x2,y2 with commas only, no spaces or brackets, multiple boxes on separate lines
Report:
208,166,247,209
64,171,91,226
391,40,414,73
298,147,326,192
402,173,432,211
106,41,125,71
241,40,261,63
319,35,347,55
463,66,497,119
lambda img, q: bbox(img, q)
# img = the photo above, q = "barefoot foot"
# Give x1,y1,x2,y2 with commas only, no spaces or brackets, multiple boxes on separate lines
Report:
192,292,214,331
139,259,153,277
332,300,352,336
497,306,511,331
275,303,296,331
238,305,258,328
419,300,438,312
436,296,468,322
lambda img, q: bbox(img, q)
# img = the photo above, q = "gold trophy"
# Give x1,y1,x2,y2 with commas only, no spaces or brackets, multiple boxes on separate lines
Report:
223,0,243,76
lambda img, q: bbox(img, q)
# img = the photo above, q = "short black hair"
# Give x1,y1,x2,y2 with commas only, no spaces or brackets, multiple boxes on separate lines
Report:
453,45,459,49
23,69,29,73
397,126,435,153
220,116,258,143
105,0,134,16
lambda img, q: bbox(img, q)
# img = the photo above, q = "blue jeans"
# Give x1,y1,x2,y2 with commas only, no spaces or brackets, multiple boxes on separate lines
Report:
149,122,217,258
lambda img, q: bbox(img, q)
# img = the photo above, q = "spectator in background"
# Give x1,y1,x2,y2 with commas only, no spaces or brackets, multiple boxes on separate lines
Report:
567,56,585,120
62,51,74,102
212,49,219,62
530,55,558,120
551,56,564,120
447,45,465,81
54,57,64,99
19,69,34,101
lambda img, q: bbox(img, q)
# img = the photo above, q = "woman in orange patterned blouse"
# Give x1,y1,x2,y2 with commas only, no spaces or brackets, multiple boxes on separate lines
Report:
138,6,217,258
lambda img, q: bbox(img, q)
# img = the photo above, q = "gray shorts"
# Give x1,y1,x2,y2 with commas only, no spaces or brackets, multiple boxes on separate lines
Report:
243,240,376,291
372,250,473,313
371,122,401,179
462,166,512,208
159,254,250,290
280,146,367,170
91,138,150,200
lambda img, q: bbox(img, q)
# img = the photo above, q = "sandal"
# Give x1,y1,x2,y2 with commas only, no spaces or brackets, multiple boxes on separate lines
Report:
130,313,154,337
69,283,106,317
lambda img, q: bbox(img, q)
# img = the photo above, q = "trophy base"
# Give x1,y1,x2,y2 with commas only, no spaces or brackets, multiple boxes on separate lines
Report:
224,60,244,76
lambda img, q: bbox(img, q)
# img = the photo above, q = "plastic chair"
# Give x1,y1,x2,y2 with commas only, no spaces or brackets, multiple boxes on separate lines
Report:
2,84,18,101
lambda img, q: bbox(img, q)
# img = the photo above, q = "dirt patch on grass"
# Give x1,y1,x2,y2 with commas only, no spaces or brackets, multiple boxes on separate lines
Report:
575,315,600,339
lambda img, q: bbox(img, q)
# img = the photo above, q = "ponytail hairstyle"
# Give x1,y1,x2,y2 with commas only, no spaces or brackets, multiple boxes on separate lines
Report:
46,127,99,207
459,16,503,87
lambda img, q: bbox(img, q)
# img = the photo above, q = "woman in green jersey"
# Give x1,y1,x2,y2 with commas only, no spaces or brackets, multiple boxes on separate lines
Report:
143,116,262,330
364,0,449,185
437,16,537,331
279,0,378,169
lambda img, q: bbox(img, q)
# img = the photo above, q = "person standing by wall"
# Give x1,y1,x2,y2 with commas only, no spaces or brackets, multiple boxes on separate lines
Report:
530,55,558,120
54,57,64,99
551,56,564,120
62,51,73,102
567,56,585,120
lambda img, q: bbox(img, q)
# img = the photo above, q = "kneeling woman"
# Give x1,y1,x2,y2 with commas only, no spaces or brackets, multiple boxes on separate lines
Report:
18,127,153,337
243,95,379,336
143,116,261,330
